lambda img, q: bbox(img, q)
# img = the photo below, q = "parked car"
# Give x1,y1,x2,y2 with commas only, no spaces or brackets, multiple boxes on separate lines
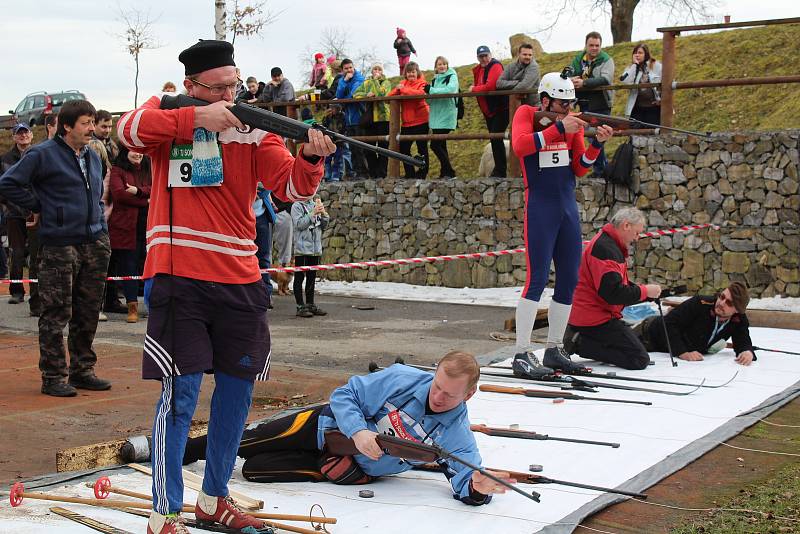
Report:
9,90,86,127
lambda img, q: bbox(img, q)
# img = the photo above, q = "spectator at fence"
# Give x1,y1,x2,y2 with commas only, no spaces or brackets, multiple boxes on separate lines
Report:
321,57,341,100
354,63,392,179
95,110,119,163
470,45,508,178
562,208,660,371
309,52,329,90
321,105,346,182
426,56,459,179
336,59,368,179
272,196,294,296
253,186,276,309
496,43,541,107
0,99,112,397
393,27,416,75
292,197,329,318
108,145,151,323
621,43,662,125
260,67,295,116
236,76,265,104
570,31,614,176
162,81,177,93
1,123,34,305
389,61,430,179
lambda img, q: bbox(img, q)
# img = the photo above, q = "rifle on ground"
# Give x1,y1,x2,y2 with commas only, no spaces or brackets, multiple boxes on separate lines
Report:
160,95,425,168
414,463,647,499
726,343,799,356
470,424,620,448
532,110,709,138
479,384,652,406
323,430,541,503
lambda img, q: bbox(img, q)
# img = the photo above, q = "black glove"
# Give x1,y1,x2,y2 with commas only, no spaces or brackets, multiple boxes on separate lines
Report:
424,84,431,94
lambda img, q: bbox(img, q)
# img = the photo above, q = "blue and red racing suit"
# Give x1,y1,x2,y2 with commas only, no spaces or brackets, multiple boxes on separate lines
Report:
511,106,603,305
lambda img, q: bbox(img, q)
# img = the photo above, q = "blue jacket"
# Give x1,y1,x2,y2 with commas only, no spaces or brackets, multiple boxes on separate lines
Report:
0,135,107,246
317,364,488,504
291,199,328,256
335,71,366,127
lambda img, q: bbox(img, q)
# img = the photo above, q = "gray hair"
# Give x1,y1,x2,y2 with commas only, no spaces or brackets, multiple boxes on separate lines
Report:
611,207,646,227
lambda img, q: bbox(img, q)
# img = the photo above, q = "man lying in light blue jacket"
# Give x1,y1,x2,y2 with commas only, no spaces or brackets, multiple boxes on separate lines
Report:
185,351,515,505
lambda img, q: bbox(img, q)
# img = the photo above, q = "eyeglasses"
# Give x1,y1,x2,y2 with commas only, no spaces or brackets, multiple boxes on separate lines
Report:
554,99,576,107
717,293,735,307
190,78,240,95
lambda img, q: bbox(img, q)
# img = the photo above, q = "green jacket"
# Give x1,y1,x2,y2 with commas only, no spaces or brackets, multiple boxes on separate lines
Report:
353,76,392,122
428,67,459,130
570,50,615,110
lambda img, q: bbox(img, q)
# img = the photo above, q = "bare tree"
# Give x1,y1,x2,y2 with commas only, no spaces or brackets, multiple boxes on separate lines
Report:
319,26,351,59
533,0,718,44
215,0,227,40
353,46,382,75
116,5,163,107
227,0,283,46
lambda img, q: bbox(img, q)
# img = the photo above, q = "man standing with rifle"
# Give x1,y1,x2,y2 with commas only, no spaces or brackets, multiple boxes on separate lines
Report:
184,351,517,505
117,39,335,534
634,281,756,366
563,208,662,370
510,71,613,375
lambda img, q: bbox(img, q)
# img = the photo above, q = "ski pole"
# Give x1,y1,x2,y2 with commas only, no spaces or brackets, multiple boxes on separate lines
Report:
87,477,336,524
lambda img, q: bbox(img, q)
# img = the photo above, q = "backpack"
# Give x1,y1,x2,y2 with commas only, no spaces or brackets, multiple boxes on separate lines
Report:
602,138,636,201
442,74,465,121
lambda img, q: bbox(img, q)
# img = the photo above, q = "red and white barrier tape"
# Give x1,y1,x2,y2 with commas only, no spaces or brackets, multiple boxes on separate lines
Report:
0,223,717,283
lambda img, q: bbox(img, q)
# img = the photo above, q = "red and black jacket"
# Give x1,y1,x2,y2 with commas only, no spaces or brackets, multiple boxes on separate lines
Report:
569,223,646,327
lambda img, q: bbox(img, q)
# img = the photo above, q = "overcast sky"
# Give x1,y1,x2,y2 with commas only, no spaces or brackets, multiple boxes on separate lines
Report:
2,0,794,114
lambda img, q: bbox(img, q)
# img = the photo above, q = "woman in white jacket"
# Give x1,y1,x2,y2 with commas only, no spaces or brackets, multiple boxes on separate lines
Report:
620,43,662,125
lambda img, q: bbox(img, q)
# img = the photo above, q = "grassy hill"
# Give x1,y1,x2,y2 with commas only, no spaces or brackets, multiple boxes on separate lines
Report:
1,24,798,175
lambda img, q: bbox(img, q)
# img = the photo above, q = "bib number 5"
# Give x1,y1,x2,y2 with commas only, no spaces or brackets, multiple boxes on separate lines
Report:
539,149,569,168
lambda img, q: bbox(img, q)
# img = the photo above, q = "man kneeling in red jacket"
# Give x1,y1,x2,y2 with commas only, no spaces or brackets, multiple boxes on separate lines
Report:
563,207,662,370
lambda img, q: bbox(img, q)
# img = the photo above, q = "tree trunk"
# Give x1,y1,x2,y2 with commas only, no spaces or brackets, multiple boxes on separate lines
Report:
214,0,227,40
134,54,140,108
608,0,639,44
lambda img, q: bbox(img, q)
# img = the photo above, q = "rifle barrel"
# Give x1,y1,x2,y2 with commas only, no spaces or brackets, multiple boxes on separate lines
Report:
471,425,620,448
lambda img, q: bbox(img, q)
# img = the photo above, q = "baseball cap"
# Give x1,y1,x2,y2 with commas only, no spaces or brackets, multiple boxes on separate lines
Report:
476,45,491,56
12,123,31,134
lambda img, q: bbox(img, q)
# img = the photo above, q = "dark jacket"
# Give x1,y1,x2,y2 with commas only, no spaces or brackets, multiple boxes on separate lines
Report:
1,145,31,219
570,50,615,111
108,164,151,250
235,81,266,103
645,296,755,358
393,37,416,58
0,135,107,246
471,59,508,117
569,223,646,328
258,79,295,116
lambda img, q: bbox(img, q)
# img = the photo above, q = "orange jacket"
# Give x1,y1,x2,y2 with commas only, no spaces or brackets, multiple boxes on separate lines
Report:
388,76,430,127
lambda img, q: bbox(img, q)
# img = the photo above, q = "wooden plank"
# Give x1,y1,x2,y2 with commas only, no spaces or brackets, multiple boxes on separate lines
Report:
657,17,800,33
127,463,263,511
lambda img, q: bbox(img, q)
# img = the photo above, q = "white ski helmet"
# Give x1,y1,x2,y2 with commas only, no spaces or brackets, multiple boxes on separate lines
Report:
538,72,576,101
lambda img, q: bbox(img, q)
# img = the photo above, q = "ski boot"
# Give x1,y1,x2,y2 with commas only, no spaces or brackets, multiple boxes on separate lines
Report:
512,351,555,380
543,346,590,374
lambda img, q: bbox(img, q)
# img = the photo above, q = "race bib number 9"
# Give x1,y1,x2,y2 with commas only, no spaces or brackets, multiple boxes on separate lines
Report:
539,149,569,168
168,144,221,188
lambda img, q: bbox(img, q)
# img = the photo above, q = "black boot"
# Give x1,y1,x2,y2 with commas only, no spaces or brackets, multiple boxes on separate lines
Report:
296,305,313,318
69,373,112,391
307,304,327,316
512,351,554,379
543,346,589,374
41,380,77,397
562,325,581,355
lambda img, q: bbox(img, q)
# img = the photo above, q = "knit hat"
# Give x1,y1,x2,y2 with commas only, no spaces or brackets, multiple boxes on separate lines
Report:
314,52,324,61
396,27,405,37
178,40,235,76
327,55,336,65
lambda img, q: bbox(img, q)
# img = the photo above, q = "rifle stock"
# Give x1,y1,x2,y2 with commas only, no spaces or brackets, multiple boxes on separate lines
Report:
159,95,424,167
323,430,438,463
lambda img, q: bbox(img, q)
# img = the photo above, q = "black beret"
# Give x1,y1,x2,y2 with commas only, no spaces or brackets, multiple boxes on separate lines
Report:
178,39,236,76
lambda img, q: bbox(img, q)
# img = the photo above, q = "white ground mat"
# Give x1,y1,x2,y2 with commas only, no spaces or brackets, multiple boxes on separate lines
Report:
3,327,799,533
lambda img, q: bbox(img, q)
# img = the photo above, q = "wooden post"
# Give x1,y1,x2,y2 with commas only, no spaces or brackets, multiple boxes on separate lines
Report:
388,99,401,178
508,96,521,177
660,31,677,127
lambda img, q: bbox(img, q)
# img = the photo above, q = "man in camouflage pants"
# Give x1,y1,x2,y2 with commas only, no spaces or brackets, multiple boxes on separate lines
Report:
0,100,112,397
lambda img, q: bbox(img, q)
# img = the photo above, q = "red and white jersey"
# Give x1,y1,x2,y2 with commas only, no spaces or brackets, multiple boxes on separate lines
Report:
117,95,323,284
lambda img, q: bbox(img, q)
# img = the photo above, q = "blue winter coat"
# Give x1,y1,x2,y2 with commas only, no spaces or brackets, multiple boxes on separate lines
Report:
335,71,366,127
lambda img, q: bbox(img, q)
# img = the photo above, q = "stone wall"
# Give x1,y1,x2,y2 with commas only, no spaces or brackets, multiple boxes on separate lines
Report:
317,130,799,297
